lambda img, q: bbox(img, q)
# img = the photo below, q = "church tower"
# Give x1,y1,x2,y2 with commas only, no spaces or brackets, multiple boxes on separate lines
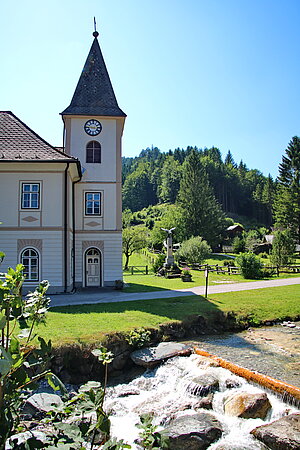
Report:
61,30,126,288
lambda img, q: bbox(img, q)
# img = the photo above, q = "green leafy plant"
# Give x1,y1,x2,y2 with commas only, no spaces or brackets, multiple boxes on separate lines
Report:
270,229,295,266
236,252,263,279
151,253,166,273
0,251,5,264
176,236,211,265
181,267,191,276
223,260,235,267
26,348,116,449
232,236,245,253
102,437,131,449
136,414,169,449
0,265,56,449
125,328,151,349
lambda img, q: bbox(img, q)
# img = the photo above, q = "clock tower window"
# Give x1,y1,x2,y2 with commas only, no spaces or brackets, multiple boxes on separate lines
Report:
86,141,101,163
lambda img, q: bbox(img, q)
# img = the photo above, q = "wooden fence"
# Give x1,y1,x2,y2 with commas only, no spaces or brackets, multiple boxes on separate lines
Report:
180,263,300,276
126,265,149,275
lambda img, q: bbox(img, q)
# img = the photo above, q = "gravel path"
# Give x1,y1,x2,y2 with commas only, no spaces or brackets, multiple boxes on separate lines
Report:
50,276,300,307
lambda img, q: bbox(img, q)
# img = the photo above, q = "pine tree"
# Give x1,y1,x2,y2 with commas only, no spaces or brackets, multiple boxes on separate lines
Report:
178,149,226,246
274,136,300,243
224,150,237,168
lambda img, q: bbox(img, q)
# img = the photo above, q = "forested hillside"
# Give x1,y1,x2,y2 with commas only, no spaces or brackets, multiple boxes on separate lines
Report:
122,145,275,227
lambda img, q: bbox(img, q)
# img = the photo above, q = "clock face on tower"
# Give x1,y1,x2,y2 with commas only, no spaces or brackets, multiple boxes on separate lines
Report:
84,119,102,136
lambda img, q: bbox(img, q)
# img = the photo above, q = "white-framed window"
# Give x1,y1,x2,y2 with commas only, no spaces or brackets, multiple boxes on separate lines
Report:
86,141,101,163
85,192,101,215
21,183,40,209
21,248,39,281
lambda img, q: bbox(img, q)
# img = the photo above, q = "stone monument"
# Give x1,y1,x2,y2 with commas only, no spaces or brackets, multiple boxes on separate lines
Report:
161,227,176,267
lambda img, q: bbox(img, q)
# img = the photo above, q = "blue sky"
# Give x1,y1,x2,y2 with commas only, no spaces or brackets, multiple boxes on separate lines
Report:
1,0,300,178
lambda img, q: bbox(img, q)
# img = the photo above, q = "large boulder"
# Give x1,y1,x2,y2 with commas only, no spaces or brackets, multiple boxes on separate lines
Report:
224,392,271,419
23,393,63,417
130,342,191,368
165,412,223,450
186,374,219,397
251,413,300,449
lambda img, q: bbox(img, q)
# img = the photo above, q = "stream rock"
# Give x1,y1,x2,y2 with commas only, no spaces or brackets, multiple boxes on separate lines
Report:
165,412,223,449
22,393,63,417
251,413,300,449
194,393,214,410
130,342,192,368
214,441,269,450
186,374,219,396
224,392,271,419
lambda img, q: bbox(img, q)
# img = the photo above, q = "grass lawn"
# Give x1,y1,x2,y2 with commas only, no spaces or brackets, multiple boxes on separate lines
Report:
36,284,300,346
122,251,300,293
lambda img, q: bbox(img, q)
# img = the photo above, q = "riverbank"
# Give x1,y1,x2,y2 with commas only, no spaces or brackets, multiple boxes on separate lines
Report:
189,321,300,387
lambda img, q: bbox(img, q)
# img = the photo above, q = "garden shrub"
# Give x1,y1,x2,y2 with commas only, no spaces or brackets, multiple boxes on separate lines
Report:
236,252,263,279
125,328,151,348
176,236,211,264
261,267,276,278
223,260,235,267
259,252,269,259
152,253,166,273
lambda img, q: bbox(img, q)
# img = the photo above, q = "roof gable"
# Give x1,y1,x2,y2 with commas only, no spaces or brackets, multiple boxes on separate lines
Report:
61,36,126,117
0,111,78,162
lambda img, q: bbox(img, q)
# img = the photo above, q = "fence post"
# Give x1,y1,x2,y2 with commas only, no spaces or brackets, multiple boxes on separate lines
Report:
276,265,279,277
146,265,148,275
131,266,134,275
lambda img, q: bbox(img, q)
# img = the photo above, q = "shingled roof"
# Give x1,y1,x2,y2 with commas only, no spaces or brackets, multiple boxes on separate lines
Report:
61,35,126,117
0,111,79,162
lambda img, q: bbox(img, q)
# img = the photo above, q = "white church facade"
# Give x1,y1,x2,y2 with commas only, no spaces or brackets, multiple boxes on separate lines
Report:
0,31,125,293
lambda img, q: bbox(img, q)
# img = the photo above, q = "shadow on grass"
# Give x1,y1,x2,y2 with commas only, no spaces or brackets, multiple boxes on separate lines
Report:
50,293,219,322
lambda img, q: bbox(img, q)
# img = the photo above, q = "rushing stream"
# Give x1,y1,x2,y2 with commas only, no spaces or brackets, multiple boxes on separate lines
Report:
105,354,299,448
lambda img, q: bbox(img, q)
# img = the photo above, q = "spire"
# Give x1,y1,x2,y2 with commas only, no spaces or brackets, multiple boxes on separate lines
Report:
61,30,126,117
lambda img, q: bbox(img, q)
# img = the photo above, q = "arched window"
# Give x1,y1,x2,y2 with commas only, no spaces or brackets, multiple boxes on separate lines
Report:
21,248,39,281
86,141,101,163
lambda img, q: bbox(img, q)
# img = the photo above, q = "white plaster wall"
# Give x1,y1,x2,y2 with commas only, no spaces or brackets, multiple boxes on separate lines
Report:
0,169,64,227
103,233,123,282
74,182,117,230
0,230,64,289
68,117,117,182
74,232,122,285
0,173,19,226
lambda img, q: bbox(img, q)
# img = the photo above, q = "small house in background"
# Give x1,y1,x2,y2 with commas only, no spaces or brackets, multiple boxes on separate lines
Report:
226,224,244,237
253,234,274,254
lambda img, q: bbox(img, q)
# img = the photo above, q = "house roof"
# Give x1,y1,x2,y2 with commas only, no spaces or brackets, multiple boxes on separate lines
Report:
264,235,274,244
61,34,126,117
0,111,79,163
226,224,244,232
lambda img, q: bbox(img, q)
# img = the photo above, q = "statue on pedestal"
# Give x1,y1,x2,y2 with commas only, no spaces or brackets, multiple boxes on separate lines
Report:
161,227,176,267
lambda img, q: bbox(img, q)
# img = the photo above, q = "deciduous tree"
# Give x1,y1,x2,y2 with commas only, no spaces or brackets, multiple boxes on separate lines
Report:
122,226,148,270
270,229,295,266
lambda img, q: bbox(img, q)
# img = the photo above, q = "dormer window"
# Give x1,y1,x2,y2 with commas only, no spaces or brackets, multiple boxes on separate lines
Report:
86,141,101,163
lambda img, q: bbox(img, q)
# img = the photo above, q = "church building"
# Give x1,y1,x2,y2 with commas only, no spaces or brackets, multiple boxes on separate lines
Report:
0,31,126,293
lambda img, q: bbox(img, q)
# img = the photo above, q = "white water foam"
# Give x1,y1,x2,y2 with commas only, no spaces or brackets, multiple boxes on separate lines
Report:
105,354,299,448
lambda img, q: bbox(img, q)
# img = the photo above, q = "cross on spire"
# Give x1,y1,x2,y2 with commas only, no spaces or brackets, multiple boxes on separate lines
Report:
93,17,99,38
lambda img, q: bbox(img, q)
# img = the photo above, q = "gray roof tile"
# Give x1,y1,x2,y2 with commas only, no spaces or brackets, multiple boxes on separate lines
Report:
0,111,78,162
61,37,126,117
